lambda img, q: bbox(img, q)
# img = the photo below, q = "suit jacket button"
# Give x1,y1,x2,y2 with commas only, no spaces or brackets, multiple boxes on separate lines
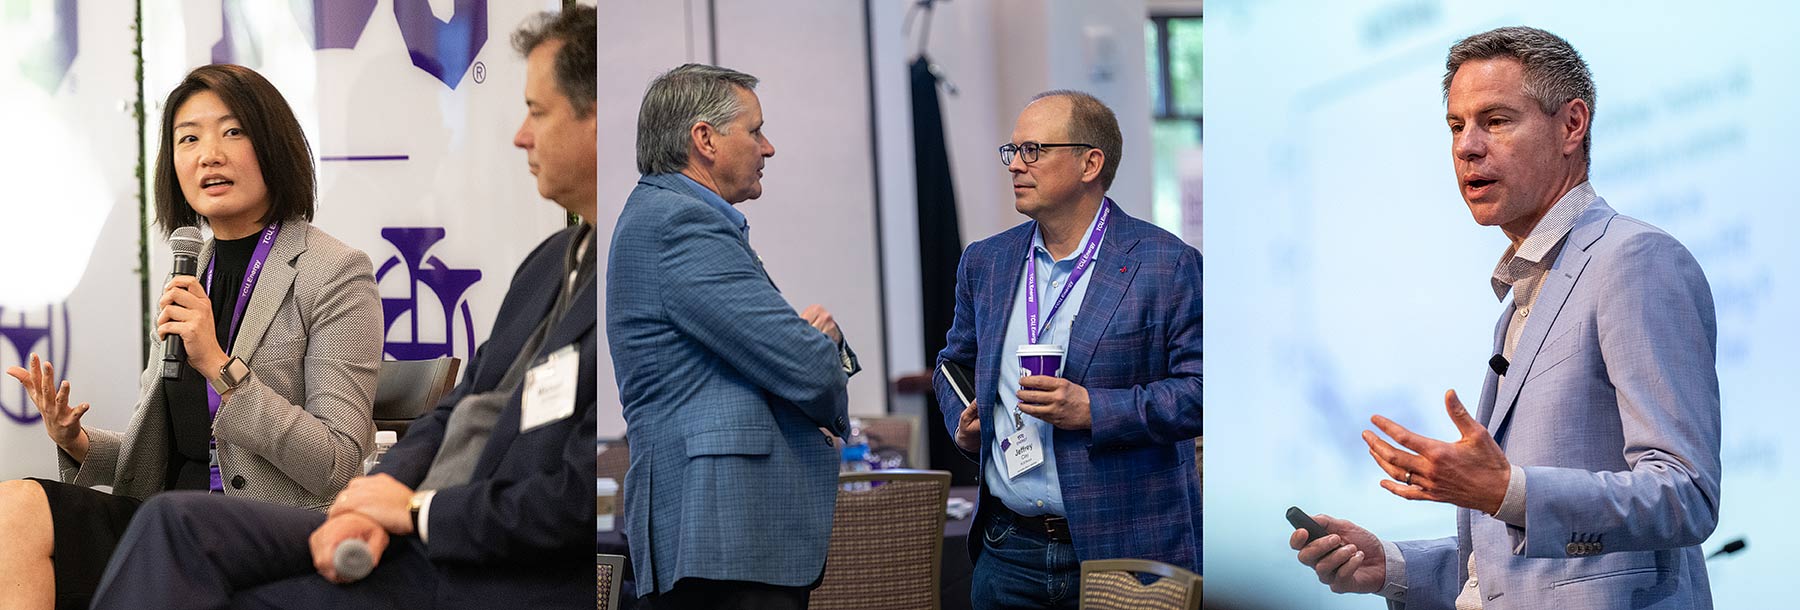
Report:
231,475,245,489
1566,542,1579,556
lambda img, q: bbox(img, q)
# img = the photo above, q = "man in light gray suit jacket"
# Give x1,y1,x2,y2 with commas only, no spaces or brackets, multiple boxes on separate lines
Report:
607,63,857,610
1291,27,1720,609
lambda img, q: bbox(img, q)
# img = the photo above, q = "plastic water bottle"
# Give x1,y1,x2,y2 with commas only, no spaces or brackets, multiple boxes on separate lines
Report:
841,419,873,490
363,430,397,474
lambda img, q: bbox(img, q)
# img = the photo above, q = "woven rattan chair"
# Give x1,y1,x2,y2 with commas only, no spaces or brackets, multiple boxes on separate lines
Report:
857,415,921,468
808,469,952,610
596,553,626,610
1079,558,1201,610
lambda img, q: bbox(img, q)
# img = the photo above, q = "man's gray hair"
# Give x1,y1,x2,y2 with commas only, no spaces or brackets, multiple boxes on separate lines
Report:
636,63,760,175
1443,26,1595,159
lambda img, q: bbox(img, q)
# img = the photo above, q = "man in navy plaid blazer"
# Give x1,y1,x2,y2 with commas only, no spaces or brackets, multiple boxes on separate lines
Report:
933,91,1202,610
608,63,858,610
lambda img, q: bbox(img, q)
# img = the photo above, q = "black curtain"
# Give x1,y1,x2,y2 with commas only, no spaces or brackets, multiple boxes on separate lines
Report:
912,56,978,486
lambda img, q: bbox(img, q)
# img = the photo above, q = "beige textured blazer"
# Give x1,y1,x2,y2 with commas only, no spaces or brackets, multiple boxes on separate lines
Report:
58,220,380,511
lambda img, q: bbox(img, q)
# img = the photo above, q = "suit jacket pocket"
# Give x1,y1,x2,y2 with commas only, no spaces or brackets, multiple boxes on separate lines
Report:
1551,566,1670,588
1524,322,1586,383
1091,324,1160,381
250,334,308,365
685,427,776,457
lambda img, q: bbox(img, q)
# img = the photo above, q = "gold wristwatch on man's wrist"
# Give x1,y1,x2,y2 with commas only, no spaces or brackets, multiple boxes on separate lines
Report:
409,491,427,534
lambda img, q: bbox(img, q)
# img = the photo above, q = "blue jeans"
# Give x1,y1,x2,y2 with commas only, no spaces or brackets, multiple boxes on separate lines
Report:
971,509,1079,610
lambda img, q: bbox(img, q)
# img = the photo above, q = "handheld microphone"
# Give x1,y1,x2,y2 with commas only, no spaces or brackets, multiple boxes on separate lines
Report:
332,538,375,582
161,227,205,380
1707,537,1746,560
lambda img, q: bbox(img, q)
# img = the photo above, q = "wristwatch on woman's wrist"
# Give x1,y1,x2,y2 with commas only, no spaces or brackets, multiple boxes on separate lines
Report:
209,356,250,394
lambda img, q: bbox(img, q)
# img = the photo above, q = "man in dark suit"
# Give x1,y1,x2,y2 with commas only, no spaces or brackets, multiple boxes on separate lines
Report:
87,7,598,609
933,90,1202,610
607,63,857,610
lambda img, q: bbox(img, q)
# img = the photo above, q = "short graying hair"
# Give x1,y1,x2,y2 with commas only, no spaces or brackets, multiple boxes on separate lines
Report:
1029,90,1124,190
636,64,760,175
1444,26,1596,159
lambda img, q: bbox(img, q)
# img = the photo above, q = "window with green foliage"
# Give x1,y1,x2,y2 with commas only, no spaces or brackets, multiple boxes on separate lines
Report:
1146,15,1202,248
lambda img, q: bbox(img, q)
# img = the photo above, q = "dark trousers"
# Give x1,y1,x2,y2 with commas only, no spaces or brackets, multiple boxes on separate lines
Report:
90,491,442,609
645,578,810,610
971,507,1080,610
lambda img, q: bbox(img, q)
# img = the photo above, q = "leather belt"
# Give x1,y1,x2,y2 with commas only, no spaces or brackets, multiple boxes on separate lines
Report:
996,503,1072,543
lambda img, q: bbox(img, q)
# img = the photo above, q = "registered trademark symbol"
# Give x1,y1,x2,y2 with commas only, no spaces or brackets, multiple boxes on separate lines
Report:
473,62,486,84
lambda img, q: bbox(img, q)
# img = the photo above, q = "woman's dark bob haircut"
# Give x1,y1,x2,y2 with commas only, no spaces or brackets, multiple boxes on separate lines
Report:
153,64,315,236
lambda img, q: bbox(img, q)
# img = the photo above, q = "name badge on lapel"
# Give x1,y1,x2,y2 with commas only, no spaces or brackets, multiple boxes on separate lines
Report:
520,344,578,433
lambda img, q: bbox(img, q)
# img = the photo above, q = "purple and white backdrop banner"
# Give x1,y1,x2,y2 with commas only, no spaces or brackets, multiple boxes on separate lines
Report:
1,0,144,480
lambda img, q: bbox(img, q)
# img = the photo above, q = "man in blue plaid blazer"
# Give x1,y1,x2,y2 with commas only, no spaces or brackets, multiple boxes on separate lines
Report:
607,64,858,610
932,91,1202,610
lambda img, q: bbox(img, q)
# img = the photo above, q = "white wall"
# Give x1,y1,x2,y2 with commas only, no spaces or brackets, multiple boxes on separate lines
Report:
868,0,922,378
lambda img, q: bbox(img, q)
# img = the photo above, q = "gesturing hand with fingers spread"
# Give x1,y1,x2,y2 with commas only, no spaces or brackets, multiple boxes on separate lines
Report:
5,353,92,459
1362,389,1511,515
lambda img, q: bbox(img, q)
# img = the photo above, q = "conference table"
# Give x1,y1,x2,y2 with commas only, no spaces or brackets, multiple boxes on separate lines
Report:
596,486,980,610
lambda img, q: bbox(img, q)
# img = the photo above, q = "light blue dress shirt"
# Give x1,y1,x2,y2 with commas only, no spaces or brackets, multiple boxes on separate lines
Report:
986,204,1105,518
673,173,748,237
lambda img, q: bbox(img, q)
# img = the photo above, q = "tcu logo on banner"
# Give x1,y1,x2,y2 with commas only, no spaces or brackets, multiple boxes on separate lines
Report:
377,228,482,363
4,0,78,92
0,305,71,426
212,0,488,88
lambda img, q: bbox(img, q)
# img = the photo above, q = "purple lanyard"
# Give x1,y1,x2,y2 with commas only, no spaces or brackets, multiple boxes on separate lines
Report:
1024,201,1110,345
203,221,281,419
201,222,279,492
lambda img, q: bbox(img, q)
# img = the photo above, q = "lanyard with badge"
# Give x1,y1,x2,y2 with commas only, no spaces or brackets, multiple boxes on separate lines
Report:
201,221,281,491
1002,201,1110,479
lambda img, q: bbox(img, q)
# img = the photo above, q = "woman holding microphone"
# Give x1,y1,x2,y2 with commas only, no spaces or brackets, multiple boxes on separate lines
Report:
0,64,381,609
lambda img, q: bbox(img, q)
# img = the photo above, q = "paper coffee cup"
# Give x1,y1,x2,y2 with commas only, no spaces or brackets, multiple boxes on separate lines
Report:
596,478,618,532
1017,343,1066,378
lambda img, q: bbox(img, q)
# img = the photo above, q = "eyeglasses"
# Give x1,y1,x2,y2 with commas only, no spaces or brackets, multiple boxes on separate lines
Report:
999,141,1095,166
